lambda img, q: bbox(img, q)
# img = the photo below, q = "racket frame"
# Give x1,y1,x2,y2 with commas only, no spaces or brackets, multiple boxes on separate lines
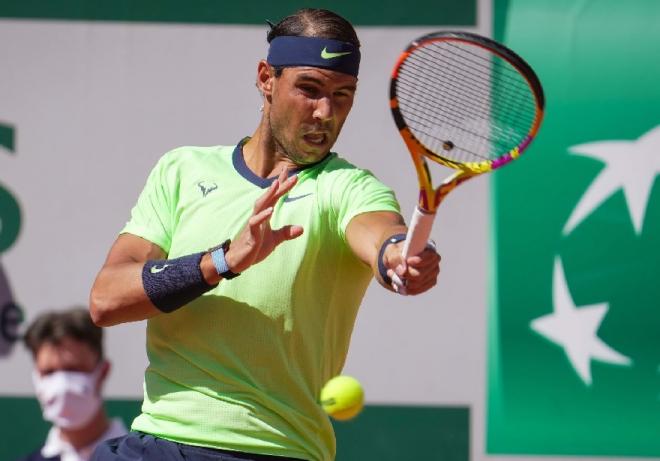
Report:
388,31,545,293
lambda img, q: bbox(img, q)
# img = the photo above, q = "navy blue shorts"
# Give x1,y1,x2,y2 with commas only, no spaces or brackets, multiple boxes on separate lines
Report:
92,432,307,461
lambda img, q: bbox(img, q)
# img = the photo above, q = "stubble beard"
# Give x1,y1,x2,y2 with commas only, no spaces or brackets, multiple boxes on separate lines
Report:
268,112,329,166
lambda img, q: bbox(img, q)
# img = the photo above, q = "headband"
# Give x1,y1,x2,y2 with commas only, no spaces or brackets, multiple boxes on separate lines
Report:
266,36,360,77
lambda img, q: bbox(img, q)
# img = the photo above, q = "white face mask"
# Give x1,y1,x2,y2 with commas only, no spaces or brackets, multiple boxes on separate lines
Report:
32,364,103,430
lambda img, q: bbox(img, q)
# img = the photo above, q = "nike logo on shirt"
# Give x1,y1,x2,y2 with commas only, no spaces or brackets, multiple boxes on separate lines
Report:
283,193,314,203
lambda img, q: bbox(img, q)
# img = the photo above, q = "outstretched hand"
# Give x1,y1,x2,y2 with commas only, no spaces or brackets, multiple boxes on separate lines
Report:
225,168,304,274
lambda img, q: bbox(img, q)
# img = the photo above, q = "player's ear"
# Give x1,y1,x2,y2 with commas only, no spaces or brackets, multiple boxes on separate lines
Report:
257,60,275,97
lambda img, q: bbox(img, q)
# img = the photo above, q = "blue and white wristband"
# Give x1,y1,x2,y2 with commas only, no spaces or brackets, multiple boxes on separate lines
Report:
209,239,241,280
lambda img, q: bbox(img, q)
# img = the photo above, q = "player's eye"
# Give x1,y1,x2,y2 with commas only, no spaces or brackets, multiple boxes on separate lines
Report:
298,85,320,98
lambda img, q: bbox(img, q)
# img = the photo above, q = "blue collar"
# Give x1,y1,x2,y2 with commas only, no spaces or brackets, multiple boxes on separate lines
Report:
231,138,300,188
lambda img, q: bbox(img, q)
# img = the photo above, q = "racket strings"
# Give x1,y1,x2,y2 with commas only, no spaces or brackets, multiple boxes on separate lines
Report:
439,42,531,93
397,69,500,161
396,74,530,150
402,45,534,128
395,85,494,160
422,42,535,118
402,48,536,141
397,74,498,130
399,63,530,129
404,55,534,150
397,71,526,162
395,39,538,164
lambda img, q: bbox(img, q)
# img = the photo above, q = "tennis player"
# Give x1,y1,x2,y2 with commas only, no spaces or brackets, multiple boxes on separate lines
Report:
90,8,440,461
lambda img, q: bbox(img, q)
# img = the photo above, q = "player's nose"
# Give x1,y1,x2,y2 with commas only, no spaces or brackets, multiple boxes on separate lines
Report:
313,97,333,121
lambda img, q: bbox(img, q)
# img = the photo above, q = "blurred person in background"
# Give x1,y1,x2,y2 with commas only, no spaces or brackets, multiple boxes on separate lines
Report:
15,308,126,461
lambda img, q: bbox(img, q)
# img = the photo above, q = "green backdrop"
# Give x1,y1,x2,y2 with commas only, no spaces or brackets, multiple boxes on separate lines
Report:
489,0,660,456
0,0,474,25
0,398,468,461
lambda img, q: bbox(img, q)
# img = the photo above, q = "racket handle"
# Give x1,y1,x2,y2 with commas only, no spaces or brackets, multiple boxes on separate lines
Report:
391,206,436,294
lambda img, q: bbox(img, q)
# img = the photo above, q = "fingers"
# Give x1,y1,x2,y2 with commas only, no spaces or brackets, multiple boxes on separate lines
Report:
247,207,274,229
252,181,278,214
389,246,441,295
404,268,440,295
277,166,287,184
275,171,298,199
404,249,441,276
271,225,304,245
407,258,440,284
253,171,298,214
227,172,302,274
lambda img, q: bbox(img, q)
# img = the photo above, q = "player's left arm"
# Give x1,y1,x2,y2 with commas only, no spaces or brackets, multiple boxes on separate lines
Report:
346,211,440,294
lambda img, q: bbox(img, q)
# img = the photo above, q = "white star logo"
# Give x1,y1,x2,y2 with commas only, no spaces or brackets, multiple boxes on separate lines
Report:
562,125,660,236
530,257,632,386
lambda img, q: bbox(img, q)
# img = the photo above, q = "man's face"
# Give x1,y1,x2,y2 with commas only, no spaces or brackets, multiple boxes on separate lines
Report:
266,66,357,165
35,337,99,377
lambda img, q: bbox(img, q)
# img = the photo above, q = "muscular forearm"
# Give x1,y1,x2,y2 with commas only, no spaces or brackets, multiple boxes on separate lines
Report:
345,211,407,285
90,252,222,327
90,172,303,327
89,261,162,326
346,211,440,295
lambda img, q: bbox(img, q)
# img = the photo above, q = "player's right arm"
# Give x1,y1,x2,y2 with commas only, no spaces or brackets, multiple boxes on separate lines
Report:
90,168,302,327
89,234,167,326
90,234,243,326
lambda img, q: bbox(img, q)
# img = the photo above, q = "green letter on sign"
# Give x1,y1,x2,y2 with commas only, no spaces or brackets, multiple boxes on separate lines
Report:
0,124,14,154
0,123,20,253
0,188,20,254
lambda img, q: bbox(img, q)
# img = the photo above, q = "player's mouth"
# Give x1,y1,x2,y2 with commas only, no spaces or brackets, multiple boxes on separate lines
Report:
302,132,328,146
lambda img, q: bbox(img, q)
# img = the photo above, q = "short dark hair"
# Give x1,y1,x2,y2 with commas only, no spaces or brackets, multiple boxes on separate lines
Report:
267,8,360,48
23,308,104,360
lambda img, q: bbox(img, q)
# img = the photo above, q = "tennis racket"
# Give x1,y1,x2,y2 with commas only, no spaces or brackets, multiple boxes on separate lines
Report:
389,31,545,293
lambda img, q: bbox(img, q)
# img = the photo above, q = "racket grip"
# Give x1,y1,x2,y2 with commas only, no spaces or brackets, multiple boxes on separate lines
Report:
391,207,436,294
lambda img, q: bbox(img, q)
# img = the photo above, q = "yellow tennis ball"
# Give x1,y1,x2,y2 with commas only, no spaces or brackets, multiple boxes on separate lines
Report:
320,375,364,421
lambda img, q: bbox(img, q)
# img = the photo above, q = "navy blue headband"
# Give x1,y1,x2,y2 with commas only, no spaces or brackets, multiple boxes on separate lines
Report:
267,36,360,77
